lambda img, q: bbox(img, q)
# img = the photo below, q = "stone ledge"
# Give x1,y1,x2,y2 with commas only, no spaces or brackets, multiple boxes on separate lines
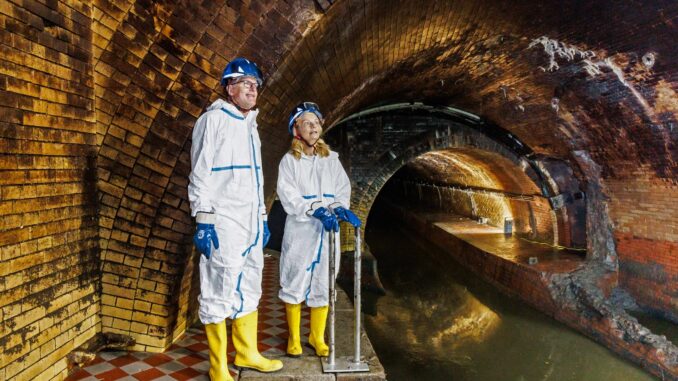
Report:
239,252,386,381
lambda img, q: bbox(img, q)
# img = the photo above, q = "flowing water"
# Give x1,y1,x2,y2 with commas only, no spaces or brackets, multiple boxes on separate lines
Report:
362,214,659,381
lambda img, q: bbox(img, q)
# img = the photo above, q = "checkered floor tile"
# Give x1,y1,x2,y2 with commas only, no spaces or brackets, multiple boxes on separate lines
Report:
66,254,311,381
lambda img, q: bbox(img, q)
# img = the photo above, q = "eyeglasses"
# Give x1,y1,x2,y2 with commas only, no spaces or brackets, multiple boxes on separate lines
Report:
232,79,259,91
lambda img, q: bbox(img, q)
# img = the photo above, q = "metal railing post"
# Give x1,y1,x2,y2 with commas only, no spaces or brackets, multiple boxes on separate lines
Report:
328,229,336,367
353,227,362,364
322,225,369,373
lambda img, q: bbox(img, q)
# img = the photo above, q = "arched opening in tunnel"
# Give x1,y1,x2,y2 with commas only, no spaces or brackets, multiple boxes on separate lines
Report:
376,148,570,248
321,102,588,252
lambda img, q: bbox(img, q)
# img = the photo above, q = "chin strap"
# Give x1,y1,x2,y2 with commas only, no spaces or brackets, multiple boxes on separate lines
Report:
234,103,252,114
295,134,319,150
226,97,253,114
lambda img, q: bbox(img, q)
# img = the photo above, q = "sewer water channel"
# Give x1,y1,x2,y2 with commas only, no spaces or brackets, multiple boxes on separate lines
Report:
361,210,661,381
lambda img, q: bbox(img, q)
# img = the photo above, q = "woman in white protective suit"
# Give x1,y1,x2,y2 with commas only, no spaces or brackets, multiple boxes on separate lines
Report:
276,102,363,357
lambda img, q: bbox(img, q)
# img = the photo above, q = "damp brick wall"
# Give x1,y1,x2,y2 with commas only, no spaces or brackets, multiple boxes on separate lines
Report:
0,1,100,380
609,177,678,322
383,179,557,243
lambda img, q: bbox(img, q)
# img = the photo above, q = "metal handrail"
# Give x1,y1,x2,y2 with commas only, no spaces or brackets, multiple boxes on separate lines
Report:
323,226,369,373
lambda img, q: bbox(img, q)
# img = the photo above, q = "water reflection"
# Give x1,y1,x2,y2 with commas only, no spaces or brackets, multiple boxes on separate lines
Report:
369,280,501,366
363,212,655,381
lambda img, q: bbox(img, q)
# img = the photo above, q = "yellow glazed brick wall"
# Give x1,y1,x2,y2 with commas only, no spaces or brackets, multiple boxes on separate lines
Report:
0,1,99,380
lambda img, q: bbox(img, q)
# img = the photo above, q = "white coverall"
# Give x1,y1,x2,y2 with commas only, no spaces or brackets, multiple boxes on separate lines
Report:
276,151,351,307
188,99,266,324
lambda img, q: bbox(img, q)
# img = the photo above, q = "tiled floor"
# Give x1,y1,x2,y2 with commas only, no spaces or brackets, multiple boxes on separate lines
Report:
67,254,310,381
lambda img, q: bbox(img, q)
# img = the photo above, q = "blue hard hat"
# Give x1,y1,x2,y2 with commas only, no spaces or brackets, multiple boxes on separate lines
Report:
288,102,323,135
221,58,263,86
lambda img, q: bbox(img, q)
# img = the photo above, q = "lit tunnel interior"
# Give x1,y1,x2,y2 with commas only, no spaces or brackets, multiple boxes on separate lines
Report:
322,102,587,250
1,0,678,380
384,150,544,238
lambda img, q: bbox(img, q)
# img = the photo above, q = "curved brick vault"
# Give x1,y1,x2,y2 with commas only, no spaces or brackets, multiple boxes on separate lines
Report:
322,105,586,253
1,0,678,380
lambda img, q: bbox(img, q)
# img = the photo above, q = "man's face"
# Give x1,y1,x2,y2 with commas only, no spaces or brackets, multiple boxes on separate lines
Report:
227,76,258,110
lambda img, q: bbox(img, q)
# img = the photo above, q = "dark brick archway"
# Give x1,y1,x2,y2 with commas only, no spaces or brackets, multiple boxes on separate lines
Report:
323,103,587,254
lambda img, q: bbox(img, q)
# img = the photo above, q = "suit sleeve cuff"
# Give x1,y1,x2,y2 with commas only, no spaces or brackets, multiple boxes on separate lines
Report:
328,202,345,212
196,212,216,224
306,201,323,216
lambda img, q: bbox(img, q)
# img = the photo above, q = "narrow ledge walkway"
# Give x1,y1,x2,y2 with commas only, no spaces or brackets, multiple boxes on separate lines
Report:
66,251,385,381
385,202,588,313
420,211,586,273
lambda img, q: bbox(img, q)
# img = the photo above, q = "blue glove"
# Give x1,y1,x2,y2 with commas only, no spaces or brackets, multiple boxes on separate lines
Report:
312,207,339,232
334,206,362,228
194,223,219,259
263,221,270,247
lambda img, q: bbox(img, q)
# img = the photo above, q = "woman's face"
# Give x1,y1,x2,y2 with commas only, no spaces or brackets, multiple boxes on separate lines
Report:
293,112,323,143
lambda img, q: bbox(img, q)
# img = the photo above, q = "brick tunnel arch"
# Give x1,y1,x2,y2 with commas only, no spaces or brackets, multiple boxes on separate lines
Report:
324,103,588,254
2,1,678,379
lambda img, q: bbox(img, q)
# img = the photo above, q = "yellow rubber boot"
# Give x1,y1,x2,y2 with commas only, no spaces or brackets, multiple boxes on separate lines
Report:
204,320,234,381
285,303,302,357
309,306,329,357
232,310,283,372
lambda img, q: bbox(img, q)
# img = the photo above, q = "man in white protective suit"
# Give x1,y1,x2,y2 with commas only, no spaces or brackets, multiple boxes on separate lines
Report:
276,102,363,357
188,57,283,381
